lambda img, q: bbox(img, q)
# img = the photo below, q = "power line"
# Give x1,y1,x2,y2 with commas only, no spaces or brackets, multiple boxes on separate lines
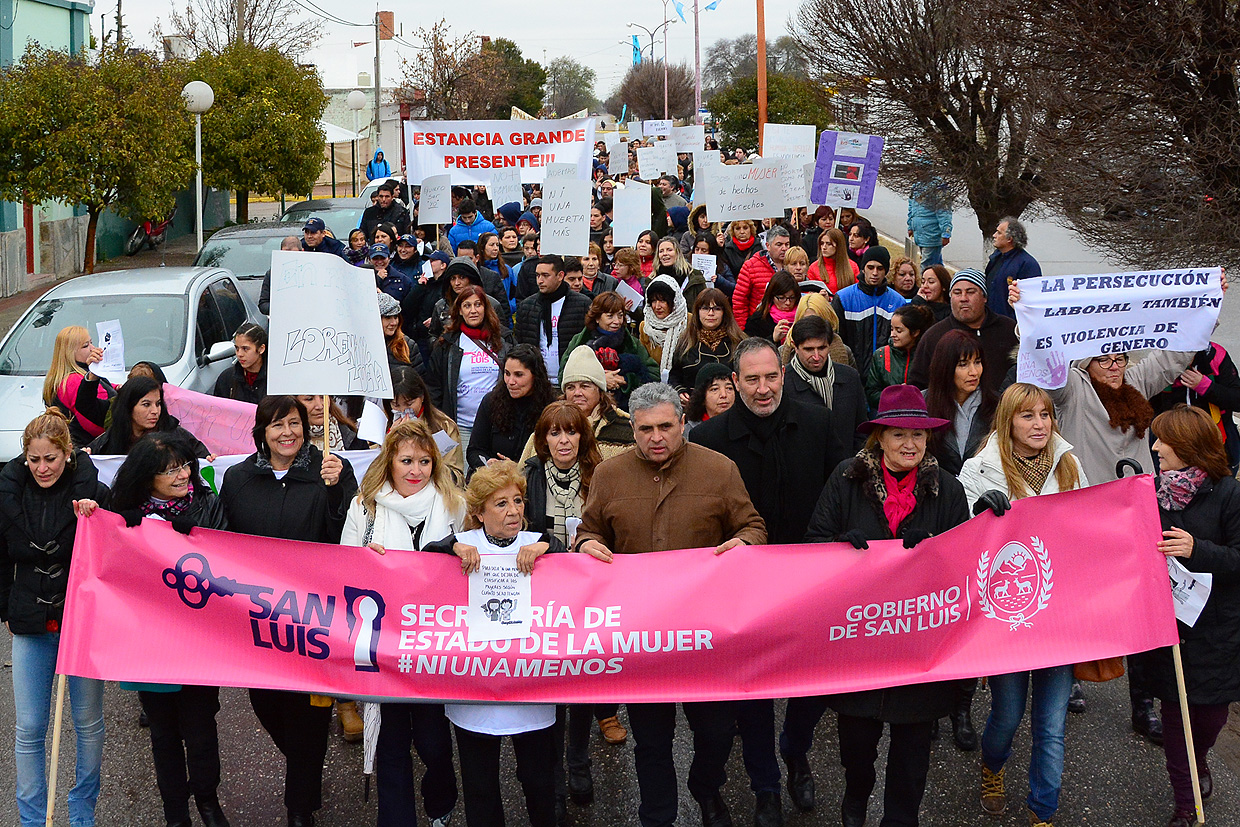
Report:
290,0,368,27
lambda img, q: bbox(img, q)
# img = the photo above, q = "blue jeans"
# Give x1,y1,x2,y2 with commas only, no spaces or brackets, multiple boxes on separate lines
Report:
919,245,944,267
11,632,106,827
981,666,1073,821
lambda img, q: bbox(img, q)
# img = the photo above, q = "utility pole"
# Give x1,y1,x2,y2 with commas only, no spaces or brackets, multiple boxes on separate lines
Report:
115,0,123,49
756,0,768,152
693,0,701,120
235,0,245,43
374,14,382,145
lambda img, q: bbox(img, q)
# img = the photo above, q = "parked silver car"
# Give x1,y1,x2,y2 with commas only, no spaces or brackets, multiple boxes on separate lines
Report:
0,267,265,460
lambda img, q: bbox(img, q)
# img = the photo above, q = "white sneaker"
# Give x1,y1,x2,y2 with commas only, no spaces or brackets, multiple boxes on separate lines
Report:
430,809,453,827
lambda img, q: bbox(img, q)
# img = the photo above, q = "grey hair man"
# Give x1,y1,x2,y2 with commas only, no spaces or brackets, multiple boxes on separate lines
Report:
575,380,765,827
984,215,1041,318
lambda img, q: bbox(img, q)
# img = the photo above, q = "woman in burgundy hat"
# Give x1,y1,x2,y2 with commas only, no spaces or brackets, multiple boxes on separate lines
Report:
780,384,970,824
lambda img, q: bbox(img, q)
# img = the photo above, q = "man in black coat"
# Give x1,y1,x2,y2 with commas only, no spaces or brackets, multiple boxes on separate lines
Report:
513,254,591,386
300,218,348,259
908,268,1016,395
688,337,848,827
359,181,412,241
783,315,868,450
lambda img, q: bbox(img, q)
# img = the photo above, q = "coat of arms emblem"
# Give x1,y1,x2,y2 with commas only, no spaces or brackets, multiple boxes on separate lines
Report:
977,538,1053,629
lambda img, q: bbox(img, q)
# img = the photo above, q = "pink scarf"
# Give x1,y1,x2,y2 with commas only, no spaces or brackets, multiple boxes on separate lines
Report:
770,306,797,325
881,462,918,536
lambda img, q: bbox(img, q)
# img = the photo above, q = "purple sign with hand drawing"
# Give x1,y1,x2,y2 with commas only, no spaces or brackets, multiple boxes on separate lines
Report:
810,130,884,209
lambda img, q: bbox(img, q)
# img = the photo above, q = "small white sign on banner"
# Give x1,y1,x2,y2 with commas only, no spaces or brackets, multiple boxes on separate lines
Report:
94,319,126,382
671,124,705,153
540,179,592,256
467,553,533,642
763,123,817,163
545,162,579,180
1014,268,1223,389
612,181,651,247
419,174,452,225
692,253,717,285
267,251,394,397
488,168,523,210
643,119,673,137
704,160,786,221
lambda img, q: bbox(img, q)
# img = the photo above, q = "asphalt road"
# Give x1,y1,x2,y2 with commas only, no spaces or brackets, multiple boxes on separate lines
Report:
0,647,1234,827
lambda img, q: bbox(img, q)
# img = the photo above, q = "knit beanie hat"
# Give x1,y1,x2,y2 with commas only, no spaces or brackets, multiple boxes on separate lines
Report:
694,362,733,395
860,246,890,271
377,292,402,316
949,267,988,295
561,345,607,392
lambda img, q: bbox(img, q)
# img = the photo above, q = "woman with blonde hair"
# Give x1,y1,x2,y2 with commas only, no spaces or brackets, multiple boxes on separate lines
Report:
888,256,921,299
655,236,707,309
722,219,762,277
806,228,858,294
958,383,1086,827
779,292,856,368
341,418,463,827
43,325,116,447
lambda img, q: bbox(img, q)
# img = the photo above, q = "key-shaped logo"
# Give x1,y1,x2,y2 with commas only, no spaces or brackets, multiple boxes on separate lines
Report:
344,586,386,672
162,553,266,610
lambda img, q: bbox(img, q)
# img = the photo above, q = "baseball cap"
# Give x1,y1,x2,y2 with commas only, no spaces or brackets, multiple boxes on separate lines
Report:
370,244,390,260
303,217,326,232
396,234,416,246
428,251,451,265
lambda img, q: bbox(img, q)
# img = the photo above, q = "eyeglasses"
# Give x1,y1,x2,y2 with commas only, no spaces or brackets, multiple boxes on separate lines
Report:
1092,355,1129,368
774,294,798,307
155,461,193,477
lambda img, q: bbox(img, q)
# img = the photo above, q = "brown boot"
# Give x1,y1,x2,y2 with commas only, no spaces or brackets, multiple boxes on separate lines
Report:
337,700,363,743
598,715,627,745
1028,808,1054,827
980,766,1006,816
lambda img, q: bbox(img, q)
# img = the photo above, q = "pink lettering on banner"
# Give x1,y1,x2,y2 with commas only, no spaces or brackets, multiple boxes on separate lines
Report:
162,384,256,457
58,477,1176,703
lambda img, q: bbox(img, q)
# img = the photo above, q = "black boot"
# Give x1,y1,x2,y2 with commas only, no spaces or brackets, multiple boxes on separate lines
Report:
841,795,867,827
567,764,594,805
1068,681,1086,714
555,795,567,827
929,718,940,740
287,812,315,827
1132,697,1164,746
952,704,978,752
754,791,783,827
781,751,815,812
166,814,192,827
696,791,734,827
196,797,230,827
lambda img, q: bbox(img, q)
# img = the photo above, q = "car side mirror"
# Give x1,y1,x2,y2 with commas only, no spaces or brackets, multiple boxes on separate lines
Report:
200,340,235,366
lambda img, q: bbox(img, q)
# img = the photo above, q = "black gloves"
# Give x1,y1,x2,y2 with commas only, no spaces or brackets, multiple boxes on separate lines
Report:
120,509,143,528
839,529,870,550
973,490,1012,518
902,529,934,548
170,515,196,536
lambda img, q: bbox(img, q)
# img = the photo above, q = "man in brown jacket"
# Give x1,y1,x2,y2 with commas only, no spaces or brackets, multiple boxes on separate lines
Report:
576,381,767,827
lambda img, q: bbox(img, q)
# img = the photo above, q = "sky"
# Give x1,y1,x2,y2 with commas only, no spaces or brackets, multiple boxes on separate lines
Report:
91,0,805,102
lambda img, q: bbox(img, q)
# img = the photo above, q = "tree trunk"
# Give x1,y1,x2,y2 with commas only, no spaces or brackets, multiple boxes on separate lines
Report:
236,189,249,224
83,207,100,274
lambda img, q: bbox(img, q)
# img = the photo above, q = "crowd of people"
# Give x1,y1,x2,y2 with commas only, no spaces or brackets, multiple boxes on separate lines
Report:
2,142,1237,827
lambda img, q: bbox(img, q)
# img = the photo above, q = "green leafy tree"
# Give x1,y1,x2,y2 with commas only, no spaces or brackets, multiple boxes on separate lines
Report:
485,38,546,118
0,46,194,272
544,57,598,116
190,42,326,222
710,73,833,151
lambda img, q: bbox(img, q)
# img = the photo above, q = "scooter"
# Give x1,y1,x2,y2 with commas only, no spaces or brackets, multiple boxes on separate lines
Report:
125,205,178,255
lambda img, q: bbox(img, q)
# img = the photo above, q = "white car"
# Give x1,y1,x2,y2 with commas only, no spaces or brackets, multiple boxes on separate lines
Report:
0,267,265,460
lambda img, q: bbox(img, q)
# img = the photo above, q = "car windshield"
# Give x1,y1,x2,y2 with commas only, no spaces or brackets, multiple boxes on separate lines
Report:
194,234,288,278
0,295,188,375
282,207,365,241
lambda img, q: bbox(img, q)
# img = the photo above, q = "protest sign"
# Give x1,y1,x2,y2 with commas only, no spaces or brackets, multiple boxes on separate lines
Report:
93,319,126,383
602,131,622,149
545,162,579,180
779,159,810,210
487,167,523,211
162,384,256,456
1168,557,1211,628
539,179,592,256
1013,267,1223,389
611,181,651,247
418,174,452,225
466,532,535,642
614,279,644,311
671,124,705,153
692,254,717,285
636,146,660,180
627,120,643,141
608,146,629,176
643,118,673,137
60,476,1178,703
266,251,393,397
704,160,786,221
652,140,678,176
762,123,816,163
403,119,596,185
810,130,884,209
91,449,380,496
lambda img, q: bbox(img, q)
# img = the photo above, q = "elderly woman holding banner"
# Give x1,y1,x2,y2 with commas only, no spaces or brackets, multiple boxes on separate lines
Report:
1010,280,1196,740
958,383,1087,826
796,385,968,825
1144,407,1240,827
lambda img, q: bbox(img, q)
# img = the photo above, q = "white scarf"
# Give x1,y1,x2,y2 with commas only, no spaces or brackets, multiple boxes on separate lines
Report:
790,353,835,409
372,481,457,550
642,274,689,375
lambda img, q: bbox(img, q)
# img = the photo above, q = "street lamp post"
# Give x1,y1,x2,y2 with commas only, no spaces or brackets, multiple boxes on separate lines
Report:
628,13,676,118
347,90,366,197
182,80,214,252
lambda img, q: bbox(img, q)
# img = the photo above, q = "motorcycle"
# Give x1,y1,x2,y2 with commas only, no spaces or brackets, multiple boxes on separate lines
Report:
125,205,178,256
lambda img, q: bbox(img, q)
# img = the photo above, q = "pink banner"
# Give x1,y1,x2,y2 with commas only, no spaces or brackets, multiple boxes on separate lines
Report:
162,384,257,456
58,477,1178,703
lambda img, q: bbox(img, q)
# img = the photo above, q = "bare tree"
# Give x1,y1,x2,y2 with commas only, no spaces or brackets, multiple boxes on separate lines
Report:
155,0,323,58
792,0,1072,242
702,35,807,99
616,61,695,120
544,57,598,116
392,21,508,120
1004,0,1240,268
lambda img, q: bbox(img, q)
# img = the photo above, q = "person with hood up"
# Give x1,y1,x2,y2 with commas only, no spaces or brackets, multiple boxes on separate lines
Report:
681,204,719,255
445,198,496,255
495,201,523,230
366,149,391,181
667,206,691,247
429,256,509,339
831,246,910,365
638,275,689,380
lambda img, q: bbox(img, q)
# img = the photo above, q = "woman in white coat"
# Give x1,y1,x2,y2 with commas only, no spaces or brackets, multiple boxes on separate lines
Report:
958,383,1088,827
341,418,464,827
